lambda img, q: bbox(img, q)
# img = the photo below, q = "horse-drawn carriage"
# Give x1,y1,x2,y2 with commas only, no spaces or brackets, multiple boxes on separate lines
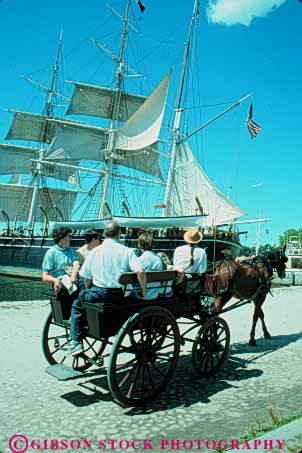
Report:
42,270,230,407
42,248,287,407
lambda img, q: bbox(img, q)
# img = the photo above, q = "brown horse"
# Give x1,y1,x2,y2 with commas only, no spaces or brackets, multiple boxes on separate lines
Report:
212,247,287,345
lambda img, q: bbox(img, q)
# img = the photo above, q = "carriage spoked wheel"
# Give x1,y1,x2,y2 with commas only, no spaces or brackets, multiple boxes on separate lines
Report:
108,306,180,406
192,316,230,377
42,311,107,372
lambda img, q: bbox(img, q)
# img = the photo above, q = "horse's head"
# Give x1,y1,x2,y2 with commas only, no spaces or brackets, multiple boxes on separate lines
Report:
265,246,288,278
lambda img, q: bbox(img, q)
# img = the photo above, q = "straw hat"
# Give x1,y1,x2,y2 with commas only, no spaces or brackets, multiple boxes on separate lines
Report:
183,228,203,244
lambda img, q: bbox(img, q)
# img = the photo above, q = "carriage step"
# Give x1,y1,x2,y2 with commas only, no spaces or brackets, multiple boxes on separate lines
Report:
45,364,84,380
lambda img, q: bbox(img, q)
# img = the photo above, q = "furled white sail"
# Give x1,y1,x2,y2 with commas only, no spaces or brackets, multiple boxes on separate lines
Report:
116,72,171,151
0,144,79,184
168,142,246,225
50,214,207,231
0,184,78,221
66,82,147,121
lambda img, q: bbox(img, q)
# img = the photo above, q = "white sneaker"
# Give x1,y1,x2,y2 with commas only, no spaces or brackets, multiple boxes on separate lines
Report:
64,343,84,356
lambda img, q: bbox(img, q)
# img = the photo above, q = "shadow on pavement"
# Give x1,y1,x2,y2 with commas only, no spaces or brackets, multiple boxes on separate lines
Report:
125,331,300,415
59,353,261,412
59,331,301,412
230,332,302,356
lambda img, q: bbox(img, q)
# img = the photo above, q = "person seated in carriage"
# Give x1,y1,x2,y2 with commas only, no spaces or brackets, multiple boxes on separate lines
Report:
173,228,207,295
67,221,147,356
131,233,163,300
42,227,80,296
76,229,101,265
156,252,175,298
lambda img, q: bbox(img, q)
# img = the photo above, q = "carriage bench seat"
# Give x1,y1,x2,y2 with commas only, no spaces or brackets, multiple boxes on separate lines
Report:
81,270,197,338
119,270,178,295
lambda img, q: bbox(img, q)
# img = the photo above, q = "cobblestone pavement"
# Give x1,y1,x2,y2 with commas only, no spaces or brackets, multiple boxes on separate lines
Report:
0,287,301,453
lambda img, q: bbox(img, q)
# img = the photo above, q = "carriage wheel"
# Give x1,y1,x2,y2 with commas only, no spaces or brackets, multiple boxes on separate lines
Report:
107,306,180,407
42,311,107,372
192,316,230,377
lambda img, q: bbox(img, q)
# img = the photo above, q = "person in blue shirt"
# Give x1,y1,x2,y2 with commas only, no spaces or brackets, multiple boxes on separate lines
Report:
132,233,163,300
42,227,80,294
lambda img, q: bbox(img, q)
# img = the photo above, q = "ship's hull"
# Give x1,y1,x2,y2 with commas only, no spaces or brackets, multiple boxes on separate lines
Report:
0,235,241,270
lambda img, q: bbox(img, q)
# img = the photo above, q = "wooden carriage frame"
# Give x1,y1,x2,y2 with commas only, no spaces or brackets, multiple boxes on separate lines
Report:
42,270,231,407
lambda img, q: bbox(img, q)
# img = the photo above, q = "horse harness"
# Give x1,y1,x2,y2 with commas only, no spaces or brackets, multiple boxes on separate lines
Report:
213,256,273,298
214,259,237,295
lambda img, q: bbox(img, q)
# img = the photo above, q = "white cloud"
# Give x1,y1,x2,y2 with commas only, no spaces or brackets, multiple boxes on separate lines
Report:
207,0,287,26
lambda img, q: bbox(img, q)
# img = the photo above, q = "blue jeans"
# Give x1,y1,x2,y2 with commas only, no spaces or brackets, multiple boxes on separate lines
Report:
69,277,85,345
70,284,123,344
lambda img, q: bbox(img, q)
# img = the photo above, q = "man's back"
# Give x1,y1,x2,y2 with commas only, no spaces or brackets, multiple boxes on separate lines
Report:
80,238,141,288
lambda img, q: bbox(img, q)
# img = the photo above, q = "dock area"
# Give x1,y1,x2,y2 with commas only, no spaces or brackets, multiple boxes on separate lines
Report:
0,266,47,301
0,265,41,281
273,269,302,286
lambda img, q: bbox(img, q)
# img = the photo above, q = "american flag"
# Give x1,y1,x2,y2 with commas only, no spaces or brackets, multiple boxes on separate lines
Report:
247,102,261,139
135,0,145,13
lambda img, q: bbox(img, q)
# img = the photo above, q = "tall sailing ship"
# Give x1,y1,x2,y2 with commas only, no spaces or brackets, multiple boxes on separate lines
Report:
0,0,251,275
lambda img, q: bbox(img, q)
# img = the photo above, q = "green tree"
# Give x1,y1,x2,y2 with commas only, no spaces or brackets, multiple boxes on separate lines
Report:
279,229,302,247
239,245,254,256
259,243,273,254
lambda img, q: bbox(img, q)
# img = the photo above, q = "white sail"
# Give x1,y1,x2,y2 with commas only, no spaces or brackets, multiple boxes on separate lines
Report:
6,112,54,143
6,112,108,145
168,142,246,225
66,82,147,121
116,72,171,151
44,122,107,160
0,144,79,184
0,144,39,174
109,147,162,178
45,130,162,178
0,184,77,221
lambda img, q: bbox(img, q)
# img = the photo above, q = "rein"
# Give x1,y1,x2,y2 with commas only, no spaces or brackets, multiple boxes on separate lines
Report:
215,259,238,295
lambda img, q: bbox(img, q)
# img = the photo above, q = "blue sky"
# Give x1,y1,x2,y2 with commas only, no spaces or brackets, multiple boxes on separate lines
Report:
0,0,301,247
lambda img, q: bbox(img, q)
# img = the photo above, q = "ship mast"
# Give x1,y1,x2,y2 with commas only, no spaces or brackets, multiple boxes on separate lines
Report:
27,30,63,226
98,0,131,218
163,0,200,216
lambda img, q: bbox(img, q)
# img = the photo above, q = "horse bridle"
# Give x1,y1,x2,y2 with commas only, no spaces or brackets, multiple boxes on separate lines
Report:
263,249,287,277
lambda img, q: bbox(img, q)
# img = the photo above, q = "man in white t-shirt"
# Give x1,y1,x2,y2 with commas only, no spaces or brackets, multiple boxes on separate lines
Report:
66,221,146,356
173,229,207,295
